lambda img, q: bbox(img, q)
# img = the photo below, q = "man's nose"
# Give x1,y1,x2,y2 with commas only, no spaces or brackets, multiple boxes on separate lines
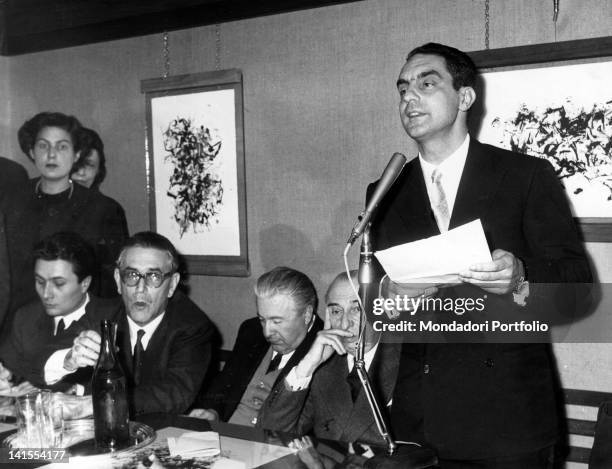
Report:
135,276,147,292
42,283,53,299
401,87,419,105
341,313,350,330
263,321,276,338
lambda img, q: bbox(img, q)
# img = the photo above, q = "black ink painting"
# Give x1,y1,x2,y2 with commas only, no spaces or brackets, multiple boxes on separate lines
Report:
493,100,612,194
477,61,612,218
144,70,249,275
163,118,223,237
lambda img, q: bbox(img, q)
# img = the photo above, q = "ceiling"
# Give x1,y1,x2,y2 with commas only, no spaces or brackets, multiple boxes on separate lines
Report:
0,0,364,56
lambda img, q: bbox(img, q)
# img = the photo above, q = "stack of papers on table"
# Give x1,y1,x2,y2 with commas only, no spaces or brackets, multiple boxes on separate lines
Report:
374,219,492,284
167,431,221,458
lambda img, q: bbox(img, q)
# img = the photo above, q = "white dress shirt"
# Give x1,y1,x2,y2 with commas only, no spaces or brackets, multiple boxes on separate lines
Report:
127,312,165,352
44,294,90,389
419,134,470,216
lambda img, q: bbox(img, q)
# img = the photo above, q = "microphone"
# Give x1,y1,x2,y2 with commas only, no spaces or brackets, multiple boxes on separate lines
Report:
347,152,407,245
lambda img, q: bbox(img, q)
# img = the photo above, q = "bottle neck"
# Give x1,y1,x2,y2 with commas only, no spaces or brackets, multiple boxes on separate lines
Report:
97,322,118,370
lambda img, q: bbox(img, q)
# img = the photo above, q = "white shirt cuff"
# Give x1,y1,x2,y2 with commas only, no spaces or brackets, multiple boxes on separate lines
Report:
284,366,313,391
44,348,72,385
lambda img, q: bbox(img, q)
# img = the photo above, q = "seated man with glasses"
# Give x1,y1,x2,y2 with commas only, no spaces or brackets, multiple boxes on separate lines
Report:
43,231,214,415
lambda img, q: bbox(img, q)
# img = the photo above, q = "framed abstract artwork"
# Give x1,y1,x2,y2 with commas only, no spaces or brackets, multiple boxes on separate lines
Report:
469,36,612,241
141,69,249,275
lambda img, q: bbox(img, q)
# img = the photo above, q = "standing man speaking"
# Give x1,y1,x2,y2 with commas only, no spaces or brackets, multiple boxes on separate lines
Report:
370,43,591,468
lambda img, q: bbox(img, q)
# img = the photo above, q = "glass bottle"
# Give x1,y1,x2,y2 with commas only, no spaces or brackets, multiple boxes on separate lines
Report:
91,320,130,450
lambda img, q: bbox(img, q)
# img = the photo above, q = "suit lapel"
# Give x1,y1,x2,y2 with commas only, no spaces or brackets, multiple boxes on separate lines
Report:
450,139,504,231
274,315,323,387
392,159,440,240
322,355,354,435
36,305,55,338
116,313,133,376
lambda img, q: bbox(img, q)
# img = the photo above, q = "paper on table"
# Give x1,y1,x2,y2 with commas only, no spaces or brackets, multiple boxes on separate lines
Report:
167,431,221,458
374,219,492,284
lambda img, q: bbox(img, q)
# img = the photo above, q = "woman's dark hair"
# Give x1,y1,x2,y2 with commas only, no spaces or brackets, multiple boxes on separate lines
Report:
18,112,83,161
72,127,107,187
33,231,96,282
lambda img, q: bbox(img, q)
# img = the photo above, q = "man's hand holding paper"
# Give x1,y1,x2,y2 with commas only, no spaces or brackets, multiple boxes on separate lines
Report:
460,248,525,295
375,220,492,285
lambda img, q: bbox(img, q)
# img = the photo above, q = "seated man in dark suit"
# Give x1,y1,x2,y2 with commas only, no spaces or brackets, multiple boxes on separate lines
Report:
50,231,214,415
0,231,115,392
190,266,323,426
259,271,400,445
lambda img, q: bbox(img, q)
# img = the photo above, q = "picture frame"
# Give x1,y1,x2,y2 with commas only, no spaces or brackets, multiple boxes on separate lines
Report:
468,36,612,242
141,69,249,276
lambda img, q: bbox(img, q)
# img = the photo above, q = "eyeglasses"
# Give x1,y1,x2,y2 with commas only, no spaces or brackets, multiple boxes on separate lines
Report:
33,139,74,156
119,269,174,288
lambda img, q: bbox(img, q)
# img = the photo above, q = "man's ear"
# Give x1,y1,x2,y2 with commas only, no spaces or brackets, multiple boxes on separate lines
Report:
304,305,314,325
80,275,92,293
114,268,121,294
459,86,476,112
167,272,181,298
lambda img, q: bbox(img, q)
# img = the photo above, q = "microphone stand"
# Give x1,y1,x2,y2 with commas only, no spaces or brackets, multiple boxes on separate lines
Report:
350,227,437,469
355,226,398,456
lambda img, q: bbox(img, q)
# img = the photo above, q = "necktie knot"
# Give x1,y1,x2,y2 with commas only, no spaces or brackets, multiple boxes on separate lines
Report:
136,329,145,341
55,318,66,336
431,168,443,184
266,353,282,374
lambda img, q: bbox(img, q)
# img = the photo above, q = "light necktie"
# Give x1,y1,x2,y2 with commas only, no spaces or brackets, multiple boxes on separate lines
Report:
266,353,282,374
431,168,450,232
55,318,66,336
133,329,145,385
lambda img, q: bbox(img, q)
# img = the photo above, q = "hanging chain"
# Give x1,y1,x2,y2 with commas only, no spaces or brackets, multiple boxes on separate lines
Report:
553,0,559,41
484,0,490,50
163,31,170,78
215,23,221,70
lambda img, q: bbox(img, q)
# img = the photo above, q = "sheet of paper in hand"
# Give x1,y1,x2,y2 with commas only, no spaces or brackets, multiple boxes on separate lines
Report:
374,219,492,284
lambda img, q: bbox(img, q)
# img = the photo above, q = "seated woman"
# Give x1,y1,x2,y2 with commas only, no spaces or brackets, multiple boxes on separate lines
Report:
71,127,129,295
4,112,128,320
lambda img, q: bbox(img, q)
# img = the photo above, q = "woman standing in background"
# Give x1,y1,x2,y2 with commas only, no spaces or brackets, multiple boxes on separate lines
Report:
3,112,128,332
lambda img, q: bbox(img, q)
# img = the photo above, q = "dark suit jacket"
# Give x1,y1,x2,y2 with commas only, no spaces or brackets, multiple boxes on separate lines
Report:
369,139,592,460
197,315,323,422
0,157,28,334
7,291,213,416
109,291,214,416
0,295,119,390
259,343,401,445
